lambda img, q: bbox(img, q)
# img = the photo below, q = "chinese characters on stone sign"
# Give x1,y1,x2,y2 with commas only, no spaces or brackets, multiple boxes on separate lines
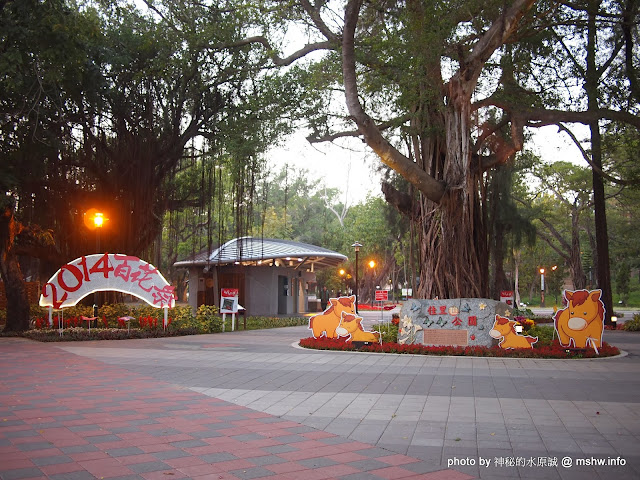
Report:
402,298,509,347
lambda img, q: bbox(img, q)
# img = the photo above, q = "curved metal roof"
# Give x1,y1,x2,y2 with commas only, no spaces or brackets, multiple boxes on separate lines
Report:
173,237,347,270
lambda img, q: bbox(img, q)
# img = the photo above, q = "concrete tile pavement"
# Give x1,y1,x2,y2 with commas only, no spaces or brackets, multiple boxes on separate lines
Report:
3,325,640,479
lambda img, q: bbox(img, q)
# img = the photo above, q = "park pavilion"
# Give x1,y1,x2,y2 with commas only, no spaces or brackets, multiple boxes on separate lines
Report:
173,236,347,316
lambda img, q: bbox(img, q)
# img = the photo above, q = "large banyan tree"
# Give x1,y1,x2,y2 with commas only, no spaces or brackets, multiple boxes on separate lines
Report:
247,0,640,303
0,0,308,330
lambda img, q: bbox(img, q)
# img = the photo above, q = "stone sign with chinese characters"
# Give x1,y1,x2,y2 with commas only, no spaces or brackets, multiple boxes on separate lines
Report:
40,253,176,309
400,298,509,347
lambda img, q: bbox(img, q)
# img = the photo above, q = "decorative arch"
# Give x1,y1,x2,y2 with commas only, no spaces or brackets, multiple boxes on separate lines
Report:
40,253,175,310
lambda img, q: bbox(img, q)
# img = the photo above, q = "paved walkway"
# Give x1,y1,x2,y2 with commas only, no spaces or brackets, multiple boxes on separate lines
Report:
2,326,640,480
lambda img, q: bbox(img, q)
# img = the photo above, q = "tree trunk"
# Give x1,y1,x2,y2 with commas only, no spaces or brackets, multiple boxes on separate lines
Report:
417,77,488,299
491,221,511,300
341,0,533,300
514,250,522,307
570,209,587,289
0,207,30,332
586,0,613,322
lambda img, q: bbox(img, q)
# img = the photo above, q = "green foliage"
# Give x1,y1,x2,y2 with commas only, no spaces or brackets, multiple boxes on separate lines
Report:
622,315,640,332
372,323,399,344
527,325,557,347
243,317,307,330
195,305,222,333
160,305,220,334
616,262,631,304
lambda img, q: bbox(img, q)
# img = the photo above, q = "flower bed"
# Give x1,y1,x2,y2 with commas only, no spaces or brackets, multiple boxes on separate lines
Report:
22,327,200,342
299,337,620,359
357,303,398,311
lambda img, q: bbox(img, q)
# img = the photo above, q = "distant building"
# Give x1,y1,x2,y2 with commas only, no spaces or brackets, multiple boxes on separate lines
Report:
173,237,347,316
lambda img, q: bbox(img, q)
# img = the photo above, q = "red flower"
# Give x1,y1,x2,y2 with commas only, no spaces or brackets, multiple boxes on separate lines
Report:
297,337,619,358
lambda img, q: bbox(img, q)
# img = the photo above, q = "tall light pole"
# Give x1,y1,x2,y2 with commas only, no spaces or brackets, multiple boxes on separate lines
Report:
539,267,545,307
368,260,376,306
84,209,107,313
352,242,362,313
93,212,104,253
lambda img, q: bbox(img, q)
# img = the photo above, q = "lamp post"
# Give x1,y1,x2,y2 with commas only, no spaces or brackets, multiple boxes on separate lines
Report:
539,267,545,307
93,212,104,253
352,242,362,313
539,265,558,307
93,212,105,311
83,208,107,253
84,209,107,311
368,260,376,307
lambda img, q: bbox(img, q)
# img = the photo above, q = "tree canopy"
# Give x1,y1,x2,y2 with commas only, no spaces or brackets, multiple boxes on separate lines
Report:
1,0,639,331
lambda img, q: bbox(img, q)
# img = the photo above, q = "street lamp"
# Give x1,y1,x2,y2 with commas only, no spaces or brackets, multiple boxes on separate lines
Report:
352,242,362,313
93,212,105,253
539,265,558,307
83,208,108,252
84,208,107,312
368,260,376,307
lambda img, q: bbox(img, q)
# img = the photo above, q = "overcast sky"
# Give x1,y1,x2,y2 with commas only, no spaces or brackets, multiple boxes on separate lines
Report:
266,124,590,206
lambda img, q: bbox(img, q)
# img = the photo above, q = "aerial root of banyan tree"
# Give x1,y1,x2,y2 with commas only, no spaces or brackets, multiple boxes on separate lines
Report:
417,183,487,300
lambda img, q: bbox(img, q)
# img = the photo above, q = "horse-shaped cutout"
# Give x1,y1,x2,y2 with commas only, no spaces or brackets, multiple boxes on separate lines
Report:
490,315,538,349
335,312,381,343
308,295,356,339
554,289,605,353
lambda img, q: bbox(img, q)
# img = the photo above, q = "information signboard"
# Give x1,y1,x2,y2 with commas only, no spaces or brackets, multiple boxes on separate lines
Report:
375,290,389,301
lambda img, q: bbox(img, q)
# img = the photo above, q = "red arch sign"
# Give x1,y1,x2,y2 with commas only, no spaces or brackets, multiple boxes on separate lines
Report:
40,253,175,309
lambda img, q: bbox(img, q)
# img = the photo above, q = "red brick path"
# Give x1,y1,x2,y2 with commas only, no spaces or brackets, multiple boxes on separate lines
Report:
0,338,472,479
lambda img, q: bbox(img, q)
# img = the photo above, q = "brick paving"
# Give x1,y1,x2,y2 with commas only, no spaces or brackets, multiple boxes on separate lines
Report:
0,338,470,480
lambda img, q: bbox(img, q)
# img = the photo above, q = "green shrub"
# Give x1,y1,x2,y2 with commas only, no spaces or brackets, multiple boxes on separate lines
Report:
164,304,220,333
372,323,398,343
527,325,557,346
622,314,640,331
244,316,307,330
513,306,535,318
98,303,133,321
196,304,222,333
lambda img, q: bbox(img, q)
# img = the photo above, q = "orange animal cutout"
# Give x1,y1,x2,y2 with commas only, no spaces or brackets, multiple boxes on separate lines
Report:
554,289,605,352
309,295,356,338
335,312,381,343
490,315,538,349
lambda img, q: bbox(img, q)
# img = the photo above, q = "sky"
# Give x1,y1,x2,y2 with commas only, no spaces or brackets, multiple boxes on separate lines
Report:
265,124,591,206
266,131,381,205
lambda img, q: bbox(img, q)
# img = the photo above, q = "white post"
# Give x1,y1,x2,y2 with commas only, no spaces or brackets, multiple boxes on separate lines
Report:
222,313,226,332
163,307,168,330
231,313,236,331
48,306,53,328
